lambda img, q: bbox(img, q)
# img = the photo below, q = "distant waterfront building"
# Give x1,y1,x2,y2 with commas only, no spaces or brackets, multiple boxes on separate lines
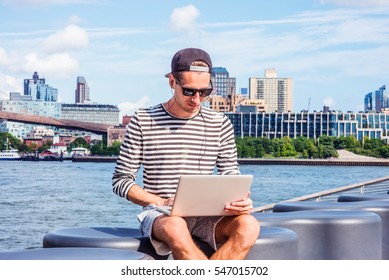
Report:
235,99,266,113
211,67,236,97
61,103,120,126
227,111,389,142
107,126,126,146
24,71,58,102
26,126,55,138
208,67,248,113
364,85,387,113
0,92,61,118
75,76,90,104
249,69,292,113
0,121,28,140
106,115,132,146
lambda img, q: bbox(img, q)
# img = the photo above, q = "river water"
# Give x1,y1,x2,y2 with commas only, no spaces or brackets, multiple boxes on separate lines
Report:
1,161,388,251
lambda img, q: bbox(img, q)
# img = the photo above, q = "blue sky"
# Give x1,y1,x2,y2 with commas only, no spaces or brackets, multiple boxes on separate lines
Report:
1,0,389,117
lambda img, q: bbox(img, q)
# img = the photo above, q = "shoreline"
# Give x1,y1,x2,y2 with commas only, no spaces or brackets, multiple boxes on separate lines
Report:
71,155,389,166
237,158,389,166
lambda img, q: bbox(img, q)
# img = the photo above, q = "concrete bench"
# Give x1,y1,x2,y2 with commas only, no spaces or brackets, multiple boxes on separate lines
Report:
337,193,389,202
253,210,382,260
0,247,153,260
273,200,389,259
43,226,298,260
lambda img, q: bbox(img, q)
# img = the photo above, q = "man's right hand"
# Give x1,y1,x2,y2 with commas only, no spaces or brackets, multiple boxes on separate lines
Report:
161,195,175,206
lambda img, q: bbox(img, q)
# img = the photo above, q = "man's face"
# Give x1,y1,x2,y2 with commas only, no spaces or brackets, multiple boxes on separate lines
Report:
171,71,211,117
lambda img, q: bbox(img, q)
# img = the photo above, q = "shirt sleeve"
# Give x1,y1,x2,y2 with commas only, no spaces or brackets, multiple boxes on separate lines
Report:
112,113,143,200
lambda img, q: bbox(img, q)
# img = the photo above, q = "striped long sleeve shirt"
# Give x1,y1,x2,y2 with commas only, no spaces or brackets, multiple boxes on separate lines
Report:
112,104,240,200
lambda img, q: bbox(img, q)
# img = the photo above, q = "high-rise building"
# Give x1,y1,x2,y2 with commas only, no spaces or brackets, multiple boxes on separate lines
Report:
249,69,293,113
75,76,90,104
364,85,387,113
211,67,236,97
24,71,58,102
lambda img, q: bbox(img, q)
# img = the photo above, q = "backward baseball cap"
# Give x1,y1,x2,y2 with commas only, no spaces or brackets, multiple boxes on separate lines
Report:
165,48,212,77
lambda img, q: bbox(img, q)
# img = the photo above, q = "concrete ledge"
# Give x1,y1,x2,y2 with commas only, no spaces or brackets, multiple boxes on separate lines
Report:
273,200,389,259
254,210,382,260
43,227,167,260
244,226,298,260
43,226,298,260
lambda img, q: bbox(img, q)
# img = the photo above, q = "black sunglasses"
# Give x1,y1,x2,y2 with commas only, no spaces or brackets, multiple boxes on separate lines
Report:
175,78,213,97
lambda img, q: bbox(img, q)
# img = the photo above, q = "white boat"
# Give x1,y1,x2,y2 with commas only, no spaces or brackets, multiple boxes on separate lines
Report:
0,137,21,160
0,148,21,160
70,147,90,157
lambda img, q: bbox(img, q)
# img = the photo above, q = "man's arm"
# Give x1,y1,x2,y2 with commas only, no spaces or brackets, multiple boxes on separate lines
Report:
127,184,174,207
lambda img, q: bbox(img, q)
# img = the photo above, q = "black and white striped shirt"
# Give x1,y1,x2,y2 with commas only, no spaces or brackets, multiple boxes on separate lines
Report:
112,104,240,199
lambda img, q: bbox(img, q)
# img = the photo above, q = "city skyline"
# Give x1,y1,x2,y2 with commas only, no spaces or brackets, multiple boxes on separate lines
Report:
1,0,389,117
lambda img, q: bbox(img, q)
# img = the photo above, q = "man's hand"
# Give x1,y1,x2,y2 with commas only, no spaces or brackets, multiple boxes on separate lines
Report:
159,195,175,206
224,192,253,215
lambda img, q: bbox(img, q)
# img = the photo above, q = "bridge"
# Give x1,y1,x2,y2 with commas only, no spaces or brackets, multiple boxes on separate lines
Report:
0,111,112,134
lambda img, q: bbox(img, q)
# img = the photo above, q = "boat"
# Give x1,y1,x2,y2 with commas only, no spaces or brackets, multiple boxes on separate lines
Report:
0,148,21,160
1,137,21,160
70,147,90,157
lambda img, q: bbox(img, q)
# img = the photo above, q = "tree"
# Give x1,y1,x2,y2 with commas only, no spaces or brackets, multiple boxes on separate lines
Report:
379,146,389,158
70,137,88,148
0,132,22,151
279,137,297,157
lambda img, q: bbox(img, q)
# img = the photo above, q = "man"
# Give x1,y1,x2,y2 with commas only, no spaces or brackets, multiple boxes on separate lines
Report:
112,48,260,260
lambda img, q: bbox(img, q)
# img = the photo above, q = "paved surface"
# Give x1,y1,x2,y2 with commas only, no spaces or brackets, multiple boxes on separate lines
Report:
336,149,379,160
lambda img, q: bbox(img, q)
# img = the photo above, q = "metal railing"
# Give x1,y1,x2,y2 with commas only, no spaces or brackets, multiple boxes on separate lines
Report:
252,176,389,212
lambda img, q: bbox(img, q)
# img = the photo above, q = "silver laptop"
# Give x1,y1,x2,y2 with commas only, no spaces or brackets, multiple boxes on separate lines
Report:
156,174,253,217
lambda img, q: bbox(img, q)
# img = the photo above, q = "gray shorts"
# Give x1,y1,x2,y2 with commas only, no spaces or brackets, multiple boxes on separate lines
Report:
137,205,223,256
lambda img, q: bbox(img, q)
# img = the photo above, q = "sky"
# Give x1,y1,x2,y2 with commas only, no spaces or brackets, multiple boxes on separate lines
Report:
1,0,389,118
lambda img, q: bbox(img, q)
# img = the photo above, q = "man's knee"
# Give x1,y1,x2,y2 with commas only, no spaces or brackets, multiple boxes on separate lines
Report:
238,215,260,235
218,215,260,241
229,215,260,246
153,216,189,242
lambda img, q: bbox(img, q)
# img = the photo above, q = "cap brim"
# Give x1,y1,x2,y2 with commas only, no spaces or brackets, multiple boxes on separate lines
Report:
164,73,171,78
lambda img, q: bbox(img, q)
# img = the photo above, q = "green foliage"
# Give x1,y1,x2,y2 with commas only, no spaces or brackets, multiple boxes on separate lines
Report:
236,134,389,159
0,132,22,150
89,140,121,156
236,136,337,159
69,137,89,149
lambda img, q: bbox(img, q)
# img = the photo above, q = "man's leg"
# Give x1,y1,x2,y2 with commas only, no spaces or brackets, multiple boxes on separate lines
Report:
211,214,260,260
152,215,208,260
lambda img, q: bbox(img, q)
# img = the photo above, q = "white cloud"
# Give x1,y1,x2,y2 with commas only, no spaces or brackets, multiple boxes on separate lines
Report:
323,96,336,107
23,52,79,78
43,24,89,54
0,47,11,66
118,96,151,117
67,15,84,25
170,5,200,33
0,74,22,100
